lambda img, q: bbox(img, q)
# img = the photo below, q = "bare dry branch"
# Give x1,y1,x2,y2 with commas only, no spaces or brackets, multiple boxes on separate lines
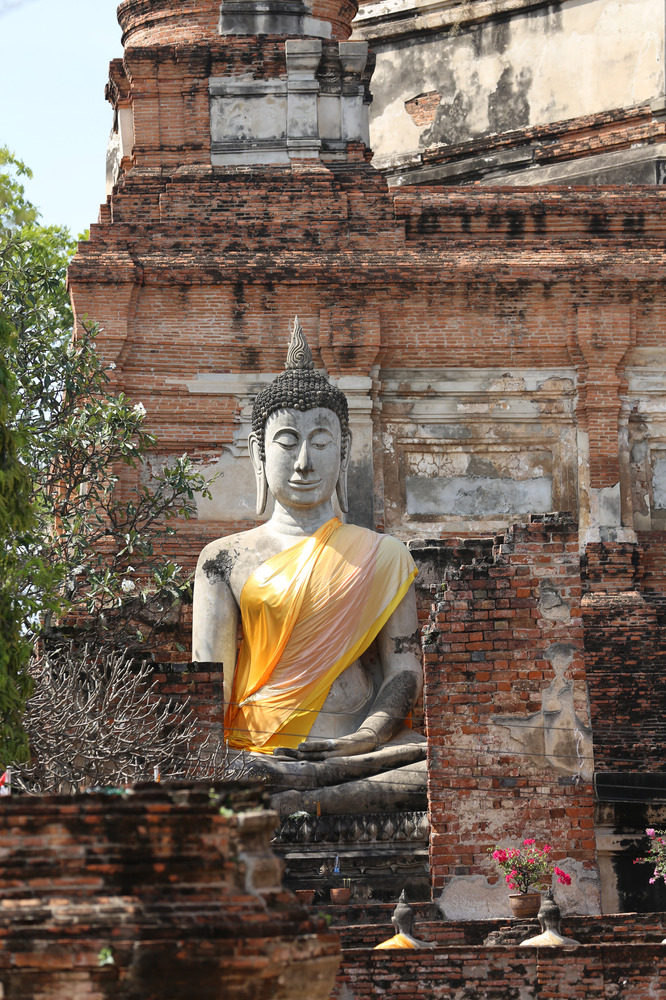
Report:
12,646,244,794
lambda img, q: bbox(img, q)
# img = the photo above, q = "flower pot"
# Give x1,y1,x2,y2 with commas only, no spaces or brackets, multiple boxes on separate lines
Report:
295,889,315,906
330,886,351,904
509,892,541,919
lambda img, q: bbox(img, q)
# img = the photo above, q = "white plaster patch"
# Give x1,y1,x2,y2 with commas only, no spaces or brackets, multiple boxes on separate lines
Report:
193,451,271,522
652,456,666,509
438,864,601,922
438,874,511,920
589,483,621,528
406,474,552,516
335,986,355,1000
371,95,421,155
553,858,602,915
491,642,594,780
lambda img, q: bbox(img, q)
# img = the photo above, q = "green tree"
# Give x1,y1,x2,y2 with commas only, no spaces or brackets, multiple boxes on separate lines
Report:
0,149,212,758
0,148,38,232
0,272,35,760
0,151,52,757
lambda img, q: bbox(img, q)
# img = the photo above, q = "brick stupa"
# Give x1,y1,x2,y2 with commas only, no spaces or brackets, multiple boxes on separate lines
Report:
67,0,666,931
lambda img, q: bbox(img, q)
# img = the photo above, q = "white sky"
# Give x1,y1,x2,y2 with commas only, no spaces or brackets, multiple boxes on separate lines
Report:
0,0,122,236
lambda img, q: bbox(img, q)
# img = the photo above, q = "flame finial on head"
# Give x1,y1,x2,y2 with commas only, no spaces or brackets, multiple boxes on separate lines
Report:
285,316,314,371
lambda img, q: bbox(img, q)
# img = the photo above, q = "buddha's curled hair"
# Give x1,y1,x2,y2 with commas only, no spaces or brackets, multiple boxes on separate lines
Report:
251,318,349,460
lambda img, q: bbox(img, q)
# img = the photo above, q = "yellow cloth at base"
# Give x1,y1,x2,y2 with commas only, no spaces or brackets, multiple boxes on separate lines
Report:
225,518,417,753
373,934,417,950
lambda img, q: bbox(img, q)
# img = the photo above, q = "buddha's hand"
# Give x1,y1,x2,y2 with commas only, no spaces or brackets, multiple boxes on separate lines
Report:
273,728,380,761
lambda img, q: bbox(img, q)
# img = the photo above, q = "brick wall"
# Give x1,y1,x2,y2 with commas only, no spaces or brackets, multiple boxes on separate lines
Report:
404,91,441,127
152,661,225,740
420,515,597,892
582,542,643,593
69,171,666,568
638,530,666,592
333,942,666,1000
117,0,357,46
578,532,666,772
0,783,341,999
583,590,666,770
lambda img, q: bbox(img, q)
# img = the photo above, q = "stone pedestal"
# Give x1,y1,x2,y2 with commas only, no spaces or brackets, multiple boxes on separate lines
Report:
272,810,430,902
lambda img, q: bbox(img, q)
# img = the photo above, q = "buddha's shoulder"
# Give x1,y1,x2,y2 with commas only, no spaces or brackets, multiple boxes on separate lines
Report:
196,526,267,582
339,524,413,561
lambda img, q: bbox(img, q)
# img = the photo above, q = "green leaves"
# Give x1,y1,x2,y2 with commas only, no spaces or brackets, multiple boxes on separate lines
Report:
27,321,213,648
0,149,39,234
0,154,51,759
0,148,216,757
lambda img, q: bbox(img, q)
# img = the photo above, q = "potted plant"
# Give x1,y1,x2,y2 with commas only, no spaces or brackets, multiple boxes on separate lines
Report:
634,827,666,885
330,878,351,904
488,839,572,918
295,888,316,905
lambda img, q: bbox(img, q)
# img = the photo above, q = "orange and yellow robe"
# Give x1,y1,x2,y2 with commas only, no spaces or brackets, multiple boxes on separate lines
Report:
373,934,418,950
224,517,417,753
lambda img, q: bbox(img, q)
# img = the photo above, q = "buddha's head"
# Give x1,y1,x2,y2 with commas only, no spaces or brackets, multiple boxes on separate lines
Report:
391,890,414,937
249,318,351,516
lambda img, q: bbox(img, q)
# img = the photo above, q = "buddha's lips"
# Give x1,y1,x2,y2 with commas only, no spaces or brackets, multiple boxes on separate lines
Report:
289,479,322,488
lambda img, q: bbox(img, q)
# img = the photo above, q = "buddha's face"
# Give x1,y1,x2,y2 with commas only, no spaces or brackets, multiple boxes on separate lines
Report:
263,407,343,510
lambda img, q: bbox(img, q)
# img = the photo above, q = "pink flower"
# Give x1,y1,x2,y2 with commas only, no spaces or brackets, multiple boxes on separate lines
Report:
542,844,552,852
646,829,656,838
493,850,508,863
554,866,572,886
523,839,535,846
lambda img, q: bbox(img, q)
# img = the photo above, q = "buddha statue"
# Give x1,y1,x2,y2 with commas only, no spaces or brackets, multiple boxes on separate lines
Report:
192,318,427,816
519,891,580,949
374,891,434,950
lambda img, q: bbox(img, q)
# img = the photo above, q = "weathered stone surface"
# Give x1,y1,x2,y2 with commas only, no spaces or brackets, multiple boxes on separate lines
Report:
353,0,665,185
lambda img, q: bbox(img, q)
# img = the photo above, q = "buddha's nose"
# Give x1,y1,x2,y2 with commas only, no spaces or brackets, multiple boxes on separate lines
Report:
294,440,313,473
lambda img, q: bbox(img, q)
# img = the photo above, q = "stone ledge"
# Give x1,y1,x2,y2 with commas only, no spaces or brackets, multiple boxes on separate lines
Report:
353,0,554,39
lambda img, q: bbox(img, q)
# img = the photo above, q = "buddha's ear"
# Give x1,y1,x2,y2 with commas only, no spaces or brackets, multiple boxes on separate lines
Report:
336,430,352,515
248,432,268,517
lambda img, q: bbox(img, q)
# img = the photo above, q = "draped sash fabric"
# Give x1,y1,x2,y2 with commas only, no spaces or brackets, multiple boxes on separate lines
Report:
373,934,418,951
225,518,417,753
